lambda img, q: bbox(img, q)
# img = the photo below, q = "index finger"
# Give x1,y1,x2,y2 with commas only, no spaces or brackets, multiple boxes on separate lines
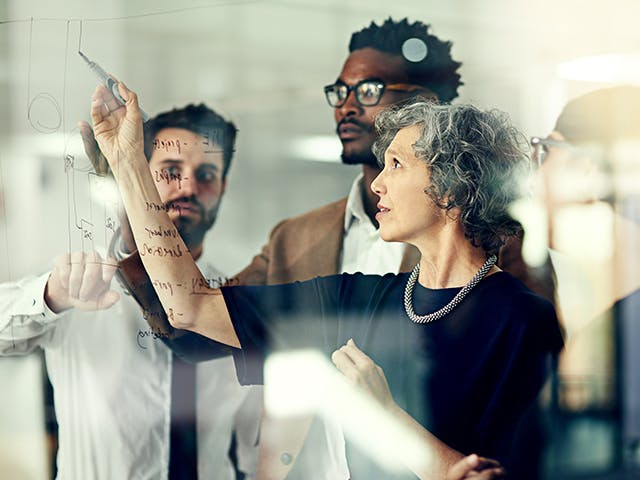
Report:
84,251,117,285
470,467,506,479
101,257,118,284
474,457,502,470
116,81,143,124
446,454,479,480
331,347,356,373
340,338,375,370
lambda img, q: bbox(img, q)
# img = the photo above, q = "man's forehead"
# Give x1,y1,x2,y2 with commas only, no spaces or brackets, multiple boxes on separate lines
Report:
151,127,224,159
153,127,222,146
338,48,408,84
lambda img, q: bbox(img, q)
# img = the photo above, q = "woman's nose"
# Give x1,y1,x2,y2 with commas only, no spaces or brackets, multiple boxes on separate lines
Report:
370,170,385,196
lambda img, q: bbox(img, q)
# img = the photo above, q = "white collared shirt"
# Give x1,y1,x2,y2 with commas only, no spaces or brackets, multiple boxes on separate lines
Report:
340,173,405,275
289,174,406,480
0,258,261,480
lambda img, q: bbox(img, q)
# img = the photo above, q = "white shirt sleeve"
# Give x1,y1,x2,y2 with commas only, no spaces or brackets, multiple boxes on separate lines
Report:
233,384,263,477
0,272,63,355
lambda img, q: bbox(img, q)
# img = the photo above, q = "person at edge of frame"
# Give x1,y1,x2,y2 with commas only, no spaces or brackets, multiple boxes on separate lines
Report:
0,103,262,480
531,86,640,474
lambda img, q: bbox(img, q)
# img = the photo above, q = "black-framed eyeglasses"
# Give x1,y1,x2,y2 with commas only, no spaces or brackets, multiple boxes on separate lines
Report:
323,79,425,108
530,136,574,167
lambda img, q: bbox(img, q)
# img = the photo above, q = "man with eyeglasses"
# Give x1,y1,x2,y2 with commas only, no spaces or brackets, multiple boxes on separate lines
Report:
234,18,468,480
237,16,462,317
238,18,462,280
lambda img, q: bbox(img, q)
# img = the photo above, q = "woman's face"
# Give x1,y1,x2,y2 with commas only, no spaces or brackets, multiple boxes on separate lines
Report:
370,124,445,245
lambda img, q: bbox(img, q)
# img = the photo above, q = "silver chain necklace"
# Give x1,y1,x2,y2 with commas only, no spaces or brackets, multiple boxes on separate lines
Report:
403,254,497,324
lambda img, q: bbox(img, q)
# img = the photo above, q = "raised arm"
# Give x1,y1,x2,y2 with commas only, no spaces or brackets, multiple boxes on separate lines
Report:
90,83,240,348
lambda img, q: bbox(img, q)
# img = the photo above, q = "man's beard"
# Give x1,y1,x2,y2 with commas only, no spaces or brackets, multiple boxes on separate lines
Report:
341,148,379,167
167,196,219,251
336,118,379,167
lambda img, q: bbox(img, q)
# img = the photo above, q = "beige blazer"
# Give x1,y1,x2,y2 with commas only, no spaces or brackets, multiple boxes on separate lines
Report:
234,197,420,286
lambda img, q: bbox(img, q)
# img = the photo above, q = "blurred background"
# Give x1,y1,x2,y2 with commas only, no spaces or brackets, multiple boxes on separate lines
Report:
1,0,639,478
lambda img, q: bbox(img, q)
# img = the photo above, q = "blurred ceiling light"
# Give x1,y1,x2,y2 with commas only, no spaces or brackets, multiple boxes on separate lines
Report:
11,133,67,157
265,349,432,474
557,53,640,83
288,135,342,162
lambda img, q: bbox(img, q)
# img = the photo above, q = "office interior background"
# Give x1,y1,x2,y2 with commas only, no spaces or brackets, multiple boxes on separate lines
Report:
1,0,639,478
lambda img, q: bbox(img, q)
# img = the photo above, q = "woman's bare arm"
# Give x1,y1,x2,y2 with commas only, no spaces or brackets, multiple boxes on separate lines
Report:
90,83,240,348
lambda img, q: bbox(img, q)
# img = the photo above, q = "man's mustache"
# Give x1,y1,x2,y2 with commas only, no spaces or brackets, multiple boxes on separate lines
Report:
164,196,205,216
336,118,372,135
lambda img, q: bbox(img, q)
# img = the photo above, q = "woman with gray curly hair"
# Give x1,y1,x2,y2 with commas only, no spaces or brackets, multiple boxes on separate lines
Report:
372,101,527,257
91,84,562,479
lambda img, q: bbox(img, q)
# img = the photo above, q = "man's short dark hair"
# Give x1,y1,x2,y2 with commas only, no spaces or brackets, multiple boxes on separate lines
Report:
349,17,462,103
143,104,237,179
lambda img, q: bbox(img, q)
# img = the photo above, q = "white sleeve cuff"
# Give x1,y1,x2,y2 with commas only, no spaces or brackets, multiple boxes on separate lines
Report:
27,272,63,324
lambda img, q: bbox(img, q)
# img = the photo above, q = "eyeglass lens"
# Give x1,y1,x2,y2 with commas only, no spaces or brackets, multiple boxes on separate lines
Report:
356,82,383,105
531,137,573,167
532,142,547,167
325,81,384,107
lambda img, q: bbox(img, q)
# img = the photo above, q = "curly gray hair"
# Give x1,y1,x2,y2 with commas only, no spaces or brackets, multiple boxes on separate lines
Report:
373,101,529,255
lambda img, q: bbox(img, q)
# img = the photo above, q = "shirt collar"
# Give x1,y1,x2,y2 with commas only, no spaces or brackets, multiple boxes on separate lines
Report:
344,173,369,231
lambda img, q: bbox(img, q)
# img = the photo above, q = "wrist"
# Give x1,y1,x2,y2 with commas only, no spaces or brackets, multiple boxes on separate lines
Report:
111,151,145,180
44,279,71,314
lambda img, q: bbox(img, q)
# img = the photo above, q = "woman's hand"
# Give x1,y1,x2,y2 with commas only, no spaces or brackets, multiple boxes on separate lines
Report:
90,82,145,177
446,454,505,480
332,340,506,480
331,338,394,409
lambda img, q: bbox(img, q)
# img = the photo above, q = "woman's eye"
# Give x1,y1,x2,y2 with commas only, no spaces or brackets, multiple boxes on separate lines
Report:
392,159,401,169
